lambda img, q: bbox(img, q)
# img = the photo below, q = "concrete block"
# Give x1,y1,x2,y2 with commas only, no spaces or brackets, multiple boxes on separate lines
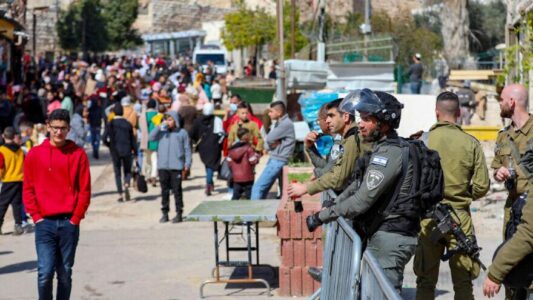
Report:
281,239,293,267
290,266,303,296
278,265,291,296
293,239,305,266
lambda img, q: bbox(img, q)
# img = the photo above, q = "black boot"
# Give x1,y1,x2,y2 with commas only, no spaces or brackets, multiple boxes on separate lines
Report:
171,212,183,223
159,214,169,223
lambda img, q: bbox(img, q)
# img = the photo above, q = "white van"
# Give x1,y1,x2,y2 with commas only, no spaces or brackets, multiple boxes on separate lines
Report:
193,44,228,75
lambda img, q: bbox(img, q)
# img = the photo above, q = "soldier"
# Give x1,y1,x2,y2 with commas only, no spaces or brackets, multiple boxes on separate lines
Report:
306,90,418,293
483,185,533,299
492,84,531,237
288,96,367,198
304,103,341,178
456,81,476,125
414,91,490,300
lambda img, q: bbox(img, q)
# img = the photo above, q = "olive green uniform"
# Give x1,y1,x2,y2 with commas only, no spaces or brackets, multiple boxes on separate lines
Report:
306,125,364,195
488,191,533,284
491,115,533,236
318,136,418,293
414,122,490,300
306,134,342,178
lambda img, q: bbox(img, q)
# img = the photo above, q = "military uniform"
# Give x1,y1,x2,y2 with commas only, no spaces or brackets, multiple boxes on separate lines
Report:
491,115,533,236
414,122,490,300
318,135,418,292
488,188,533,285
306,125,365,195
306,134,342,178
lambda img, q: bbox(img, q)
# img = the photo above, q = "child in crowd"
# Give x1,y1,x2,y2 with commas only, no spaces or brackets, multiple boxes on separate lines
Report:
0,127,25,235
227,102,263,153
227,127,260,200
19,121,34,153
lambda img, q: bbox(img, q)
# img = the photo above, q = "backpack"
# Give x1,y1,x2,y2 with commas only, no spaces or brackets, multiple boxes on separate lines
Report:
356,137,444,238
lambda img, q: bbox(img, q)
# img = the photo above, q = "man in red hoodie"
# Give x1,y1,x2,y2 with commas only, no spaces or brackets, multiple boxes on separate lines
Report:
23,109,91,300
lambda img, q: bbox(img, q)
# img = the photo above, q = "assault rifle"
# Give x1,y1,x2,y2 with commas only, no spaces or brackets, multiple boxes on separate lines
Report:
429,203,487,271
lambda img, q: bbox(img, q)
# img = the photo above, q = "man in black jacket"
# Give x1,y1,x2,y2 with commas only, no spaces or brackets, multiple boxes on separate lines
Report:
103,103,138,202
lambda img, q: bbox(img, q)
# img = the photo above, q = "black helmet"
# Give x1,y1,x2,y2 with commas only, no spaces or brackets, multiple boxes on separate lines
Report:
354,89,404,129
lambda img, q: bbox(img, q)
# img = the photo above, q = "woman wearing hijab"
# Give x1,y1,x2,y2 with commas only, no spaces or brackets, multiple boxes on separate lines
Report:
190,103,224,195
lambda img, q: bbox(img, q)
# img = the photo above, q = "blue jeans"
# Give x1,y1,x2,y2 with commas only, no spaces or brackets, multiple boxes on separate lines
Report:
205,167,215,185
90,127,101,157
251,158,286,200
35,218,80,300
410,81,422,94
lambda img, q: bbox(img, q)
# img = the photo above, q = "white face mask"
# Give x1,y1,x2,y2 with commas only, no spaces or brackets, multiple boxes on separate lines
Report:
230,103,238,112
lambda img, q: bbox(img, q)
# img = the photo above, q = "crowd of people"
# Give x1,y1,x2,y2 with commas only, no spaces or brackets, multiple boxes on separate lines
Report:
0,52,531,300
0,53,298,299
0,53,298,227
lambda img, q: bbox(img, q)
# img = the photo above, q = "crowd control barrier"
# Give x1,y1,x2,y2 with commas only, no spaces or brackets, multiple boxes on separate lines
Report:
309,190,401,300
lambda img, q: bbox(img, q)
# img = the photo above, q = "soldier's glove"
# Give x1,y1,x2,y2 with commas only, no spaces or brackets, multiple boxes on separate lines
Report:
306,213,323,232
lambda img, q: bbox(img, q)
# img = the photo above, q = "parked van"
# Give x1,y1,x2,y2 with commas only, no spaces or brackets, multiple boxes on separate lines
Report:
193,44,228,75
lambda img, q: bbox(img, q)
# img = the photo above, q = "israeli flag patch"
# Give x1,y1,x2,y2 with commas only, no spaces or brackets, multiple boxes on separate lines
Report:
371,156,388,167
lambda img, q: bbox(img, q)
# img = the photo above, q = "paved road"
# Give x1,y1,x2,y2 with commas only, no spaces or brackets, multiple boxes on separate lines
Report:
0,148,506,299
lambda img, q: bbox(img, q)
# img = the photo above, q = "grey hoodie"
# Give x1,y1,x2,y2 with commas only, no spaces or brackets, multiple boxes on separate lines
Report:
266,114,295,162
149,111,192,170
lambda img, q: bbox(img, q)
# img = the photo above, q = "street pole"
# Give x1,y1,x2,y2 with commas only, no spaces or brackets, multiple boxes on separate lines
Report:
277,0,286,103
32,11,36,58
290,0,295,59
363,0,370,62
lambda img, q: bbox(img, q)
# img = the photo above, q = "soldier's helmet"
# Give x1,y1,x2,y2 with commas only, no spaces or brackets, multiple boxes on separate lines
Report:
339,89,377,115
354,89,404,129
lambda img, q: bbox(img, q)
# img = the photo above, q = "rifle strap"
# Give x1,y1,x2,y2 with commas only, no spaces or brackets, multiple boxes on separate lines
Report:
504,132,533,184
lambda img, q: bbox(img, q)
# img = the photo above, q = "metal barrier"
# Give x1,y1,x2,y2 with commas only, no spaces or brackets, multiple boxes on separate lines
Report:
309,190,401,300
360,251,402,300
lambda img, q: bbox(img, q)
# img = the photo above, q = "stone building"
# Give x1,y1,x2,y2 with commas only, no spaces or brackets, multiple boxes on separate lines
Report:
23,0,424,56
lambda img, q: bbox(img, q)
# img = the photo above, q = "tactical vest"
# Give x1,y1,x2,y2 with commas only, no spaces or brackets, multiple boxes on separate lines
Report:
354,137,444,238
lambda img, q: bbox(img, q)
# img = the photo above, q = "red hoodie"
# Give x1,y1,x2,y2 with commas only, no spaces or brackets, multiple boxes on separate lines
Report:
23,139,91,225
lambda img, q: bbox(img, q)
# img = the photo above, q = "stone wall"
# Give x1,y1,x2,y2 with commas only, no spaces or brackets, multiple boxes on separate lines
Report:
150,0,234,33
26,7,60,55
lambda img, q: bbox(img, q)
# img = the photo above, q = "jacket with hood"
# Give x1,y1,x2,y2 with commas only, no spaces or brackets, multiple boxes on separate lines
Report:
67,112,88,147
0,143,24,182
191,114,222,169
149,111,192,171
103,116,138,157
23,139,91,225
228,141,259,183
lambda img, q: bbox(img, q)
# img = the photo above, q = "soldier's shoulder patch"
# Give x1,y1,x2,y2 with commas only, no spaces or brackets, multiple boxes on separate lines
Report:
330,144,344,160
366,170,384,190
371,155,388,167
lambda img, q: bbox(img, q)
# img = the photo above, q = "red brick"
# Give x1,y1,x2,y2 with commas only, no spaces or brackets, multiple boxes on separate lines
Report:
313,275,321,292
303,267,316,295
294,239,305,266
281,239,293,267
290,211,303,239
317,239,324,266
305,239,318,266
302,210,314,239
277,209,290,239
278,265,291,296
290,266,303,296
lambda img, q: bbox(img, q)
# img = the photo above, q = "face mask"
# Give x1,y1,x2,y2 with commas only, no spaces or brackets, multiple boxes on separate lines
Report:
230,103,238,112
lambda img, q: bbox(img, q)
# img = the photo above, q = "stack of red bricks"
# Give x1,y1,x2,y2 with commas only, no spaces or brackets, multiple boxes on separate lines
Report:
276,167,323,296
